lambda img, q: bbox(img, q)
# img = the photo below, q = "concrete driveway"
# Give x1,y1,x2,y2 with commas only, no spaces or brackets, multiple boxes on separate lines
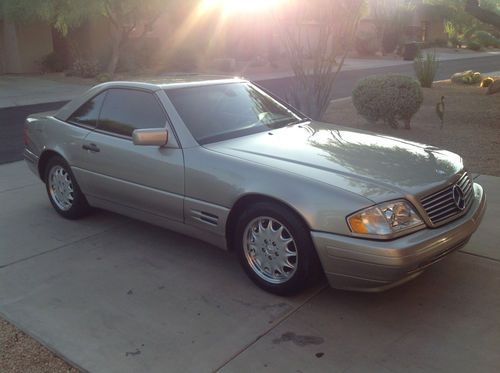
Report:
1,161,499,372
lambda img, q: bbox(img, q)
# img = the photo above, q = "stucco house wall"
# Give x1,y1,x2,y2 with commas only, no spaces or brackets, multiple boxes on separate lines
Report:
0,20,53,73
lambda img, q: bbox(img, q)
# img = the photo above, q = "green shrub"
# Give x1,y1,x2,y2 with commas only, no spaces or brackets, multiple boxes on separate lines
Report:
355,32,379,56
414,51,439,88
467,40,482,51
352,74,423,129
473,31,498,47
40,51,66,73
69,58,100,78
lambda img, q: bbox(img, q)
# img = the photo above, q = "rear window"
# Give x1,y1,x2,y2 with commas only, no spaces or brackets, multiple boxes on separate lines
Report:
68,92,107,128
165,82,302,144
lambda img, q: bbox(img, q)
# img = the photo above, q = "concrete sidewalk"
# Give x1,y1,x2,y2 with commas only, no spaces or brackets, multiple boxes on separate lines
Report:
2,49,499,109
0,75,89,109
0,161,499,372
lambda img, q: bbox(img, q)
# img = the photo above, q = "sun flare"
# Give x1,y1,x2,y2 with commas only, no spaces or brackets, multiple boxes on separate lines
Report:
201,0,283,13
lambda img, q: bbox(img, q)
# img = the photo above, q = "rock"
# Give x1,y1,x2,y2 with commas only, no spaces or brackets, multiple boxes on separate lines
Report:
487,79,500,95
451,70,482,84
481,77,494,88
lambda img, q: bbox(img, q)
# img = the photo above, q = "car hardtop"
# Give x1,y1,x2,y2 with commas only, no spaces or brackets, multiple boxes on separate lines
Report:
54,75,246,122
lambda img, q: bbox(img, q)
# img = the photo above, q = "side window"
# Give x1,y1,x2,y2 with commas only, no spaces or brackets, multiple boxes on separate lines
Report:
97,89,166,137
68,92,107,128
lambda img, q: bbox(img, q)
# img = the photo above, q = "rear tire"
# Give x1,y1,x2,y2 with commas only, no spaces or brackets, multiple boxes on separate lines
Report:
234,202,322,295
44,156,91,219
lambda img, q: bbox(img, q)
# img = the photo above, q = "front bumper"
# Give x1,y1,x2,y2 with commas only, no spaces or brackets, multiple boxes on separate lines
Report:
311,183,486,292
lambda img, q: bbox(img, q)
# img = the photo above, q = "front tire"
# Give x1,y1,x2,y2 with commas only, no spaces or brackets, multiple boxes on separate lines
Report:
234,202,321,295
44,156,90,219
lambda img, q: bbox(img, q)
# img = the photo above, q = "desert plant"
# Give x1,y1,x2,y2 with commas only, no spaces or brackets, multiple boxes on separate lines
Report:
444,21,462,48
352,74,423,129
467,40,482,50
278,0,367,120
414,51,439,88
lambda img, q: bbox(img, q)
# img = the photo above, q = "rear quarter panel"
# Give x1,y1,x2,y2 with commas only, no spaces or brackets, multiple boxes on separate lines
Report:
25,115,90,179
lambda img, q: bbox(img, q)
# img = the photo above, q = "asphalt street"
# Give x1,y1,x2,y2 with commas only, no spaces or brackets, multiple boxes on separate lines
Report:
257,54,500,99
1,55,499,164
0,101,67,164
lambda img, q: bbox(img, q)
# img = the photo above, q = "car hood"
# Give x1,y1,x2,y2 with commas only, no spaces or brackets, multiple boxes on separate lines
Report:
204,121,464,202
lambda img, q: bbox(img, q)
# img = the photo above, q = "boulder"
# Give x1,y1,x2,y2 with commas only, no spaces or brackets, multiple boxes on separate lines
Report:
451,70,482,84
481,77,494,88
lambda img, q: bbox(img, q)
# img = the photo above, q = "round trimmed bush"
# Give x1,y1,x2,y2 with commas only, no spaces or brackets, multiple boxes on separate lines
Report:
352,74,423,129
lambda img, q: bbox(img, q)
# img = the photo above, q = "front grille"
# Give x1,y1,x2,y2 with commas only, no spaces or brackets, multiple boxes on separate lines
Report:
420,172,474,226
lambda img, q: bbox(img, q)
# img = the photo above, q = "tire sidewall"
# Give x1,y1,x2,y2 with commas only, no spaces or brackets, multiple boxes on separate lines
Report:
234,202,318,295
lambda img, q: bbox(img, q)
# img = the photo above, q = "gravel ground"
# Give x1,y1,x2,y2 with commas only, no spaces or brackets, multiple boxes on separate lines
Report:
0,318,79,373
324,81,500,176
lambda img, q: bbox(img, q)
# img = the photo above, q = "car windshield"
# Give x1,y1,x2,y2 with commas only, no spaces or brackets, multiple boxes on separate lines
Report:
165,82,304,144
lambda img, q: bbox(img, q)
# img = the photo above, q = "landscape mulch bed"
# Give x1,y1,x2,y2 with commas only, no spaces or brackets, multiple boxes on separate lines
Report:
0,318,78,373
324,81,500,176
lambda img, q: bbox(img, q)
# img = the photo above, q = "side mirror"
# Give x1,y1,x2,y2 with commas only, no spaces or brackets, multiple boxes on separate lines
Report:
132,128,168,146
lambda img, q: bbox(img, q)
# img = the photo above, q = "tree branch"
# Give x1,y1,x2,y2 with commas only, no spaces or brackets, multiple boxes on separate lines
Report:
465,0,500,29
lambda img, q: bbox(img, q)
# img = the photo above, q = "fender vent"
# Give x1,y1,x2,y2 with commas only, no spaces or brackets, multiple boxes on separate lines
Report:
191,210,219,226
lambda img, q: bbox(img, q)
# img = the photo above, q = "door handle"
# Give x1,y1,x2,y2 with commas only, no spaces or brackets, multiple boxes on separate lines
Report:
82,143,100,152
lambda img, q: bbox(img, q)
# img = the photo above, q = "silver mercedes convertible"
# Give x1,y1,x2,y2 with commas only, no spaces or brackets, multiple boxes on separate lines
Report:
23,76,486,295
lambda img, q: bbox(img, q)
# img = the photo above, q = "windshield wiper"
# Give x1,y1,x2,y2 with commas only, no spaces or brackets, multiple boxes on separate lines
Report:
267,117,309,129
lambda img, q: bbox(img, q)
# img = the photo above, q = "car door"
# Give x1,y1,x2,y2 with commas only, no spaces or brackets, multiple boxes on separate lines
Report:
78,88,184,223
59,91,107,181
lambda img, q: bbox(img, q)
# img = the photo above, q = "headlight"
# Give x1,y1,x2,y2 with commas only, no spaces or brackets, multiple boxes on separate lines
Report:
347,200,424,237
